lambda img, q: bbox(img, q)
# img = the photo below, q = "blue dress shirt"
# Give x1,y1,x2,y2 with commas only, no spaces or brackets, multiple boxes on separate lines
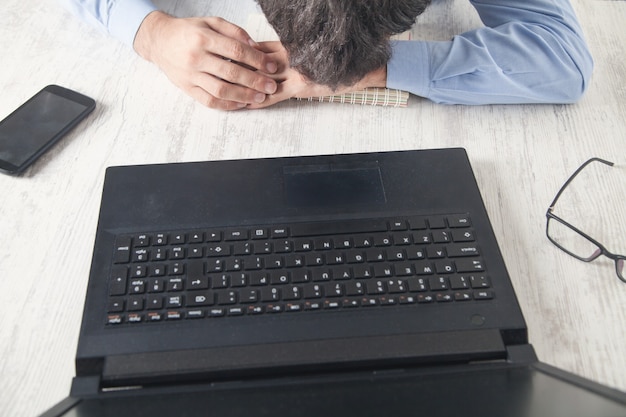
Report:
59,0,156,47
387,0,593,104
60,0,593,105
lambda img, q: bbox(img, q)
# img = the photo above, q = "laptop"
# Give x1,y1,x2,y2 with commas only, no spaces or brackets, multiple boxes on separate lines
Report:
42,148,626,416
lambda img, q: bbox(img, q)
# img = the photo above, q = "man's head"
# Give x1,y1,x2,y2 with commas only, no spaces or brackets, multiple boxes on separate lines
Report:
256,0,431,90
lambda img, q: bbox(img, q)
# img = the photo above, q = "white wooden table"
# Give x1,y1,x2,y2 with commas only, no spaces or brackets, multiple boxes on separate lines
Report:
1,0,624,415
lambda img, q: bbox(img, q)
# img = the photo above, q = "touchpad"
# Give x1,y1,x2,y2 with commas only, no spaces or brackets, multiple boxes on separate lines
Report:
283,161,386,207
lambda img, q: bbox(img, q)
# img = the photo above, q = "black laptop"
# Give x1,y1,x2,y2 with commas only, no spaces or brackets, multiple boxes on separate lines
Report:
42,149,626,416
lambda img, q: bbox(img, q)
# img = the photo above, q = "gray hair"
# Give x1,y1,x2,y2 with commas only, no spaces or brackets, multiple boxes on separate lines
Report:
256,0,431,89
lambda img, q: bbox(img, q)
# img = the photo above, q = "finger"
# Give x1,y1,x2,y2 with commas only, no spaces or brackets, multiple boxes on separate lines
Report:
255,41,285,54
191,70,270,105
202,53,277,96
203,17,255,46
247,83,294,109
203,18,278,74
187,85,248,111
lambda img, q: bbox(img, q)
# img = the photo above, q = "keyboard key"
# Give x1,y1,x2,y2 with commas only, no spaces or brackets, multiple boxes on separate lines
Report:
132,248,149,262
474,290,494,300
413,231,431,244
225,230,248,241
260,287,280,302
470,275,491,288
436,293,453,302
455,259,485,272
407,277,427,292
240,289,258,303
189,232,204,243
146,295,163,309
129,279,146,294
166,311,183,320
187,292,214,306
171,234,186,244
446,244,479,257
429,276,449,291
451,229,475,242
447,215,472,228
153,233,168,245
324,283,344,297
217,290,237,305
454,291,473,301
107,314,124,325
303,284,323,299
128,296,144,311
271,227,289,238
407,217,427,230
252,229,269,240
449,276,471,290
187,310,205,319
212,274,229,289
432,230,451,243
134,234,150,247
167,277,184,291
108,299,124,313
427,217,446,229
386,279,407,293
113,236,132,263
389,220,407,231
166,295,183,308
109,266,128,296
147,278,165,293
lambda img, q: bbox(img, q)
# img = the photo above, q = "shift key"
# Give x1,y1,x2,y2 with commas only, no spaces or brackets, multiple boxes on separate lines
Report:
455,258,485,272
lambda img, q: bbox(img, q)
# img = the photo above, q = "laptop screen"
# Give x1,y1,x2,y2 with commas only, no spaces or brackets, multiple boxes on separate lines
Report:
47,363,626,417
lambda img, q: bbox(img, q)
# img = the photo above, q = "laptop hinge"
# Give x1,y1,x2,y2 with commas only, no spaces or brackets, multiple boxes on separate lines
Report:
505,344,538,364
101,329,506,387
70,375,101,397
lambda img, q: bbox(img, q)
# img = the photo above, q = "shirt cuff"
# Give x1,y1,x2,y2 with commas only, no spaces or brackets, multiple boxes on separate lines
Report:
387,40,431,98
108,0,158,47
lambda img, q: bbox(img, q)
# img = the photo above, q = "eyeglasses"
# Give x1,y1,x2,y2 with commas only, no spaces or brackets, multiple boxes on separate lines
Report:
546,158,625,283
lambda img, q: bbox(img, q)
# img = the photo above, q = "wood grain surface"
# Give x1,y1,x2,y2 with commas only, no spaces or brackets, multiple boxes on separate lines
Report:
0,0,624,415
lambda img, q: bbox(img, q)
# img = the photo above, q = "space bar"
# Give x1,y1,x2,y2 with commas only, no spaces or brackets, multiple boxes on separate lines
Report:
290,219,388,237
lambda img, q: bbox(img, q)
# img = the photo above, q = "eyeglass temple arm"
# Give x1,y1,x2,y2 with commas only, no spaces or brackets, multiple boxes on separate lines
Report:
547,157,614,212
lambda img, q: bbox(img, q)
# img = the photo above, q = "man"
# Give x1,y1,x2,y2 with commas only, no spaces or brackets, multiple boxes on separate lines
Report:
60,0,593,110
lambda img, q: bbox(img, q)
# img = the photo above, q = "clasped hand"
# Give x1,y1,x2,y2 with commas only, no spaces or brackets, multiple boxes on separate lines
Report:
134,12,385,110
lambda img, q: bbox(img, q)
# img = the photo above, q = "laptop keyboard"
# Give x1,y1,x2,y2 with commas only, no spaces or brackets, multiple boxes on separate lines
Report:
106,214,493,325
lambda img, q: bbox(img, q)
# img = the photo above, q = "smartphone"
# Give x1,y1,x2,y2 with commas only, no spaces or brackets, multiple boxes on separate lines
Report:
0,85,96,175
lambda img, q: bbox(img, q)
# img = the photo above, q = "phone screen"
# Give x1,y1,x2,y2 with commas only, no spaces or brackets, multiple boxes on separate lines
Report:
0,85,95,174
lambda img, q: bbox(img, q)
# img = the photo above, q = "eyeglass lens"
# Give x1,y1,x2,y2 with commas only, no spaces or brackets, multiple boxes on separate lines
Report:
547,218,601,261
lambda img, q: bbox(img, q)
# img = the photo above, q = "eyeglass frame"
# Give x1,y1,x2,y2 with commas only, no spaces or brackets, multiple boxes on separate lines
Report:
545,157,626,283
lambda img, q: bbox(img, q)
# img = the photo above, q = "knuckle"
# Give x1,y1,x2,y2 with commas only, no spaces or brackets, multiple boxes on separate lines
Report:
208,16,225,25
203,95,219,109
229,41,246,61
187,31,206,50
184,53,201,69
232,26,248,41
222,63,242,82
212,83,230,99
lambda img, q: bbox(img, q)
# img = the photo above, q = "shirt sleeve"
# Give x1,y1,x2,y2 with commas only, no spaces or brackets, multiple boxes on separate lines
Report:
58,0,157,47
386,0,593,104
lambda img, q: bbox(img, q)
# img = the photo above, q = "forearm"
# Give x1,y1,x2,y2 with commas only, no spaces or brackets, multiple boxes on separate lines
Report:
387,0,593,104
